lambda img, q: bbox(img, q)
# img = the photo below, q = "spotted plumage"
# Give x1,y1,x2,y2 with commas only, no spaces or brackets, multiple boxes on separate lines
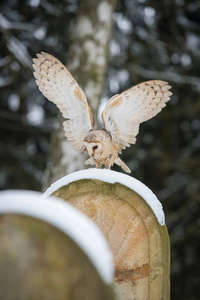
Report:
33,52,172,173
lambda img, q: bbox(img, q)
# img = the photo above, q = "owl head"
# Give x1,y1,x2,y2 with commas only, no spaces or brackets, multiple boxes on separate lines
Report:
84,141,102,159
84,130,111,159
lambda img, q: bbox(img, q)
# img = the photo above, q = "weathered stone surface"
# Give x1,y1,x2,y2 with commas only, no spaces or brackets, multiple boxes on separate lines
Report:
0,214,115,300
51,179,170,300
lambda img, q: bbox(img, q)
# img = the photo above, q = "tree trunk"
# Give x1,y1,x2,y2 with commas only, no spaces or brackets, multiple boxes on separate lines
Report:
43,0,117,189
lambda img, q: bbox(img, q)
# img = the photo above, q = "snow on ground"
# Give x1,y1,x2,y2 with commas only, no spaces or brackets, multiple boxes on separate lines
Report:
0,190,114,284
42,169,165,226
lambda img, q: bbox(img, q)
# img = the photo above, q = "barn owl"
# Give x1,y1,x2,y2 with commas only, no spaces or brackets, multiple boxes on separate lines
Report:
33,52,172,173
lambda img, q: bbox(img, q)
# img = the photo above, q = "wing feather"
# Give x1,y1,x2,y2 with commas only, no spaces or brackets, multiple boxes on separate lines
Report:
102,80,172,151
33,52,93,151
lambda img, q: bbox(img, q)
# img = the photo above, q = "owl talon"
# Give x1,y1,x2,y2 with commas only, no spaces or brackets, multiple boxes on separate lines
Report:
85,157,95,166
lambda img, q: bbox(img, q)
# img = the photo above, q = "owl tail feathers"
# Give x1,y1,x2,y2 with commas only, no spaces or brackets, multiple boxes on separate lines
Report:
114,157,131,174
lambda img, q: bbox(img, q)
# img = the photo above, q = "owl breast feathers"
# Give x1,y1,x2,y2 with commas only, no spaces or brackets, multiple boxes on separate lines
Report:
33,52,172,173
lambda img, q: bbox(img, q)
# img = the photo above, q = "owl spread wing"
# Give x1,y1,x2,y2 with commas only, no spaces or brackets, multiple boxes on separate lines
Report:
102,80,172,152
32,52,93,151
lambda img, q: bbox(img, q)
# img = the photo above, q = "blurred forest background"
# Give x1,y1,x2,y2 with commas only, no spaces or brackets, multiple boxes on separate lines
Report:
0,0,200,299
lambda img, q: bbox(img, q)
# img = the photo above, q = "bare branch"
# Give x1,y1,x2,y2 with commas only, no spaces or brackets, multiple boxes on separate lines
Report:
0,13,35,31
0,56,11,67
0,76,13,87
128,63,200,86
6,34,32,69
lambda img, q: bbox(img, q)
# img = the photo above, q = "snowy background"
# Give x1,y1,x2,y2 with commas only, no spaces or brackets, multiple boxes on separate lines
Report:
0,1,200,299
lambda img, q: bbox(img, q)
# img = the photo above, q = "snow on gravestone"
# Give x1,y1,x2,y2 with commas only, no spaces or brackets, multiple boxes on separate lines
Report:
43,169,170,300
0,190,115,300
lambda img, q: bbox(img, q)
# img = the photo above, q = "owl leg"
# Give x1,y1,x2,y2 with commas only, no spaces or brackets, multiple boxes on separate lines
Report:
95,161,102,169
105,161,112,170
114,157,131,173
105,153,118,170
